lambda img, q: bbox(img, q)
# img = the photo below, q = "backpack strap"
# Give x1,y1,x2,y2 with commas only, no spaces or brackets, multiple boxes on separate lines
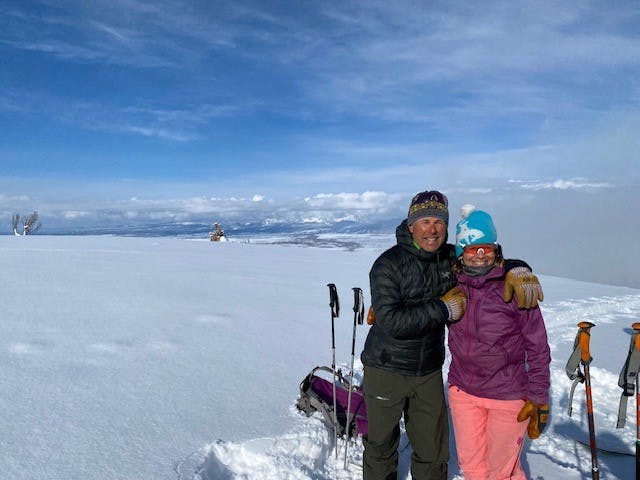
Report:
616,330,640,428
565,325,589,416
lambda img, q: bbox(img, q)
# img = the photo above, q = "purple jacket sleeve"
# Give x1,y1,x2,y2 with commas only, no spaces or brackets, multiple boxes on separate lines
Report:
518,306,551,405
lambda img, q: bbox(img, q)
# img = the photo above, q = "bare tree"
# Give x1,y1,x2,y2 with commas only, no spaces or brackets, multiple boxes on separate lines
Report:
11,213,20,234
12,211,41,235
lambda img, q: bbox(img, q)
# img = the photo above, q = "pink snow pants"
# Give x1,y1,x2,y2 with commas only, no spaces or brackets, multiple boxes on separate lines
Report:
448,386,528,480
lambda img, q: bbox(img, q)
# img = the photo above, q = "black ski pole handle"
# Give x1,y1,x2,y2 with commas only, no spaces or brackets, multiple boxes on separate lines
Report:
328,283,340,318
352,287,364,325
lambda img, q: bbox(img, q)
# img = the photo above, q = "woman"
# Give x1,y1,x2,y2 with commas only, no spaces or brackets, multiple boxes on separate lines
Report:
447,205,551,480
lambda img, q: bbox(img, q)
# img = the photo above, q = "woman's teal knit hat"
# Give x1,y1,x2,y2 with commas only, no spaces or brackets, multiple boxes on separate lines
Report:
455,205,498,257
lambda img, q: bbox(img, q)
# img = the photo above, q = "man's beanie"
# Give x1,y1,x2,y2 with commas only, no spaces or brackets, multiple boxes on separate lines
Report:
455,204,498,257
407,190,449,225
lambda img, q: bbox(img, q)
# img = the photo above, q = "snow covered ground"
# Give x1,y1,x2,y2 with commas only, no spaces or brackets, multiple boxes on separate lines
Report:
1,235,638,479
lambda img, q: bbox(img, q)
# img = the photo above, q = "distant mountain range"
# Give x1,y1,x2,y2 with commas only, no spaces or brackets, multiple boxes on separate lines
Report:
1,219,399,254
11,218,400,239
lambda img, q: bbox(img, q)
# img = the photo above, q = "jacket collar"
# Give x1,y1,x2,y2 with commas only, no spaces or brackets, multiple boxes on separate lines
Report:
457,264,505,286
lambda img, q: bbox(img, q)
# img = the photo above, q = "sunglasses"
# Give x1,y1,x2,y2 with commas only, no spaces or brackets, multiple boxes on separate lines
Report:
411,190,448,207
463,244,496,256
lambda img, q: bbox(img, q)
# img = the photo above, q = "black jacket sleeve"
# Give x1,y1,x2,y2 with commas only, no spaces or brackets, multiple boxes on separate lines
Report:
504,258,532,272
370,255,448,340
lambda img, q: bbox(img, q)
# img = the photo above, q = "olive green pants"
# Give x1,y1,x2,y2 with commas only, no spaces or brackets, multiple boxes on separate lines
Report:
362,366,449,480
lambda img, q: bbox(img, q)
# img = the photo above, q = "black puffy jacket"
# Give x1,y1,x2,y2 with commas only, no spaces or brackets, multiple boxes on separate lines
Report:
361,220,458,376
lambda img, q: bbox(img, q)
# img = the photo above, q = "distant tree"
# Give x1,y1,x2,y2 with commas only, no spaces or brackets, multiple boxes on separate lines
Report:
209,222,227,242
11,213,19,234
12,211,41,235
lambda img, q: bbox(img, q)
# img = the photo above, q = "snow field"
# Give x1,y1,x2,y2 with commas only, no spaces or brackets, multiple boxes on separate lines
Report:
1,235,638,479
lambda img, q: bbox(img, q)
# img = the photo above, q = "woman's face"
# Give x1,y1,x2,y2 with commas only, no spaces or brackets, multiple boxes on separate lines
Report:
462,244,497,268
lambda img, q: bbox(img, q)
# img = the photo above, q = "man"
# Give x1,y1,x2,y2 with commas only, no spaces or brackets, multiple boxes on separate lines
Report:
361,190,542,480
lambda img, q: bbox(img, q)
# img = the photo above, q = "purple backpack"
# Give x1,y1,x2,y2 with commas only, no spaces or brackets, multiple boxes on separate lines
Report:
296,366,368,438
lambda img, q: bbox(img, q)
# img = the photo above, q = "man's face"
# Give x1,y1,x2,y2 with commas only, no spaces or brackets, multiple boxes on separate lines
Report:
408,217,447,252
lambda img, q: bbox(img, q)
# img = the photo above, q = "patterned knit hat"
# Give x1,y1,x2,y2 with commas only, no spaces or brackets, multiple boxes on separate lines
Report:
455,204,497,256
407,190,449,225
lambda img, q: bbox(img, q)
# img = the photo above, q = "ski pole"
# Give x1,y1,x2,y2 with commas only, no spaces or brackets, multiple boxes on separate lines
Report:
343,287,364,469
615,321,640,480
327,283,340,459
633,322,640,480
578,321,599,480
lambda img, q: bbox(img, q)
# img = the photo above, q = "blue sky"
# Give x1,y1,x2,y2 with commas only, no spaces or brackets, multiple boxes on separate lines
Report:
1,1,639,284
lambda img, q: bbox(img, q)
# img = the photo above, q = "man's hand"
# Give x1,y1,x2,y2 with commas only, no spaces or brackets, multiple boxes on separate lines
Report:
503,267,544,309
517,400,549,439
440,287,467,322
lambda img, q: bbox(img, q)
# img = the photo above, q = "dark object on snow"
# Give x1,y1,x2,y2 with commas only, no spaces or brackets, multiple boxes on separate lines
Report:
296,366,368,438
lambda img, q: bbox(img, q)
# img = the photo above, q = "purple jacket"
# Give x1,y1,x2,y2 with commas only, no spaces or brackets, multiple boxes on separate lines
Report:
447,266,551,405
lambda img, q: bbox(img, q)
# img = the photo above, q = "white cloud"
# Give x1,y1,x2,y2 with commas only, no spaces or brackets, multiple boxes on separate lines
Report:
0,193,32,204
63,210,90,219
335,214,357,222
124,125,198,142
519,179,613,191
182,196,217,214
5,1,637,145
301,217,324,224
304,191,398,211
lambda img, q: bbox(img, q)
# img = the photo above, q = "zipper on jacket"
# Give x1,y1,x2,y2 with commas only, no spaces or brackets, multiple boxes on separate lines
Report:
417,251,439,375
464,285,481,387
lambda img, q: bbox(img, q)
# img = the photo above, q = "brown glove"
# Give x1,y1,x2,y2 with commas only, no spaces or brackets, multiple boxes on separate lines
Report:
366,306,376,325
440,287,466,322
503,267,544,309
517,400,549,439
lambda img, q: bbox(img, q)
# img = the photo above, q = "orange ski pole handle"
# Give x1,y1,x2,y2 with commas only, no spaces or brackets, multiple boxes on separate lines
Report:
366,305,376,325
577,321,595,364
633,322,640,351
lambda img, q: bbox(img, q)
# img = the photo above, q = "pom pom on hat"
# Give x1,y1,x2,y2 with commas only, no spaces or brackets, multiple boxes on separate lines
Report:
460,204,476,219
455,205,498,257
